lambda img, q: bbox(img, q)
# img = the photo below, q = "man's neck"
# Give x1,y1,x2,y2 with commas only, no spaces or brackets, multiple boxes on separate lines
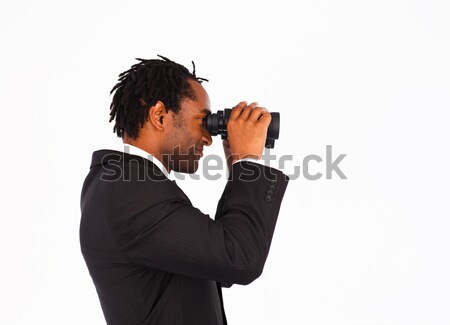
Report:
119,141,171,178
121,140,172,175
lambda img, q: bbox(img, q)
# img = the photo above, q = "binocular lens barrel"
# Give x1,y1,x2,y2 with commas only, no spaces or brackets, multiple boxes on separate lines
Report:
206,109,280,148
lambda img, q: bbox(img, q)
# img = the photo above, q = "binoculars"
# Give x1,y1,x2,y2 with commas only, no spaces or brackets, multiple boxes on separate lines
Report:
205,109,280,148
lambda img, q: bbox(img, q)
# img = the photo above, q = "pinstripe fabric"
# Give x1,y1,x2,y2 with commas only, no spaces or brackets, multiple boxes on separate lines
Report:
80,150,289,325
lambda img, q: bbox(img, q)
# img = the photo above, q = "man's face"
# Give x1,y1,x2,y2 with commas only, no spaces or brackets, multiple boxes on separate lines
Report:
164,79,212,173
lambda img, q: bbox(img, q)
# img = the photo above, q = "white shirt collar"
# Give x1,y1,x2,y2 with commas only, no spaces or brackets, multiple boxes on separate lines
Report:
114,143,172,180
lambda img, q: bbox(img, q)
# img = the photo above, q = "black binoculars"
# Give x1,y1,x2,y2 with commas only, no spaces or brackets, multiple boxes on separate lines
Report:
205,109,280,148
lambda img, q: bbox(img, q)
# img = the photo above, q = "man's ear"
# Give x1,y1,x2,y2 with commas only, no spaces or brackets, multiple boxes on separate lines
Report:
148,101,167,131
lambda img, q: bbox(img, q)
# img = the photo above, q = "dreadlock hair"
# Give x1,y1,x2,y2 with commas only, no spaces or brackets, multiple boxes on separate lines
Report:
109,55,208,139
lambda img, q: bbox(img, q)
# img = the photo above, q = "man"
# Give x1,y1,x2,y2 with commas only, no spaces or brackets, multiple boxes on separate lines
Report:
80,55,289,325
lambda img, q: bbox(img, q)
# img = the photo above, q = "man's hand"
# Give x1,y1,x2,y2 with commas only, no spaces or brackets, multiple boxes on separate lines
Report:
226,101,271,164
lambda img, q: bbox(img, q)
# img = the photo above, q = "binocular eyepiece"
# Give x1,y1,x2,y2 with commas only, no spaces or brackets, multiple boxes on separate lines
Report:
205,109,280,148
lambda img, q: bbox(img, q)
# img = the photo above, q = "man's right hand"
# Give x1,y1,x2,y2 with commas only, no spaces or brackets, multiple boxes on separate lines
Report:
226,101,272,163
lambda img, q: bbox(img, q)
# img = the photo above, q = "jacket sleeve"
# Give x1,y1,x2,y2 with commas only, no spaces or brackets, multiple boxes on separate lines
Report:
107,161,289,285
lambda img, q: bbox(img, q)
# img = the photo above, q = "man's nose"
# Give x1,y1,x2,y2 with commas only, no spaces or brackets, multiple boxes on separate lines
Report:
202,130,212,146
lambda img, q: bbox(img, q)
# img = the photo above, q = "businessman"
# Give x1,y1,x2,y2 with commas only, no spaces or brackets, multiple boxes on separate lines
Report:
80,56,289,325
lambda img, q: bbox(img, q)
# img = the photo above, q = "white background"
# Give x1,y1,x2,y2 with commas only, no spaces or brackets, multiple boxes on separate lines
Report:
1,0,449,324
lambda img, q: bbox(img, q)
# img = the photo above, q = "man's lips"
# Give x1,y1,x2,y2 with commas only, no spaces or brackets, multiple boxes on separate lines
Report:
195,149,203,157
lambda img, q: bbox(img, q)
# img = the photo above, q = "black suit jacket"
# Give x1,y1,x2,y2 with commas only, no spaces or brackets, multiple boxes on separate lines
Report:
80,150,289,325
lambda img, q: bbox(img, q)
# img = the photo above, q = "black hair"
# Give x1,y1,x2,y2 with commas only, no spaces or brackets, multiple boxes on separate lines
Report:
109,55,208,139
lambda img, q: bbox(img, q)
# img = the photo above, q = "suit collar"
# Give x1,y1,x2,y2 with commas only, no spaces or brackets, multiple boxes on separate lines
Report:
90,149,171,181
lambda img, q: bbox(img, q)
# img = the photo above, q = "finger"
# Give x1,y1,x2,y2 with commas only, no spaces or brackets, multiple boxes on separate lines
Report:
238,102,259,120
258,111,272,127
229,101,247,120
248,102,258,108
248,106,269,121
239,105,253,120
